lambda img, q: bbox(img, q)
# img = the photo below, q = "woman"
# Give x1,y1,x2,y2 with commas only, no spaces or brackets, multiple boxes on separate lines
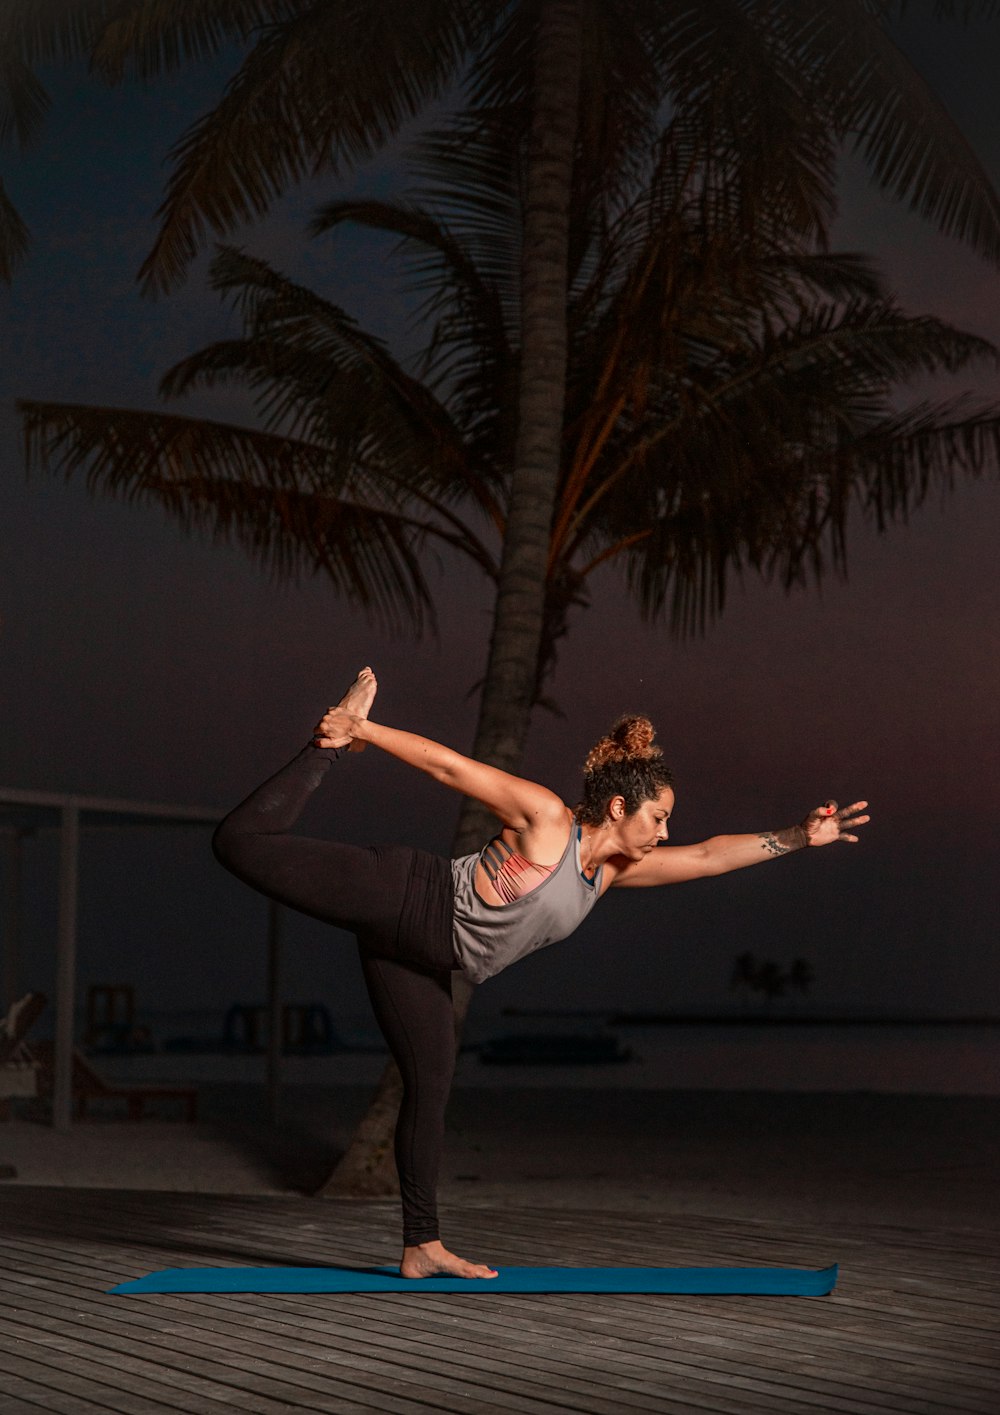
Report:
213,667,869,1280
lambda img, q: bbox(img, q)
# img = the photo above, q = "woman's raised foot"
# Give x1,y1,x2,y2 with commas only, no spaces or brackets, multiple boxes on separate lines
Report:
314,667,378,750
400,1240,498,1280
340,666,377,751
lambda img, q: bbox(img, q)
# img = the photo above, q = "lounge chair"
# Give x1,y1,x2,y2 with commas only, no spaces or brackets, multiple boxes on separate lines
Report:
0,992,47,1120
26,1040,197,1122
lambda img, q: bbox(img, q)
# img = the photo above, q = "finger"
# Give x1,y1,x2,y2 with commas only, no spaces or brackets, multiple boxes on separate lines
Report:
809,801,838,820
842,814,870,826
836,800,868,817
837,832,859,843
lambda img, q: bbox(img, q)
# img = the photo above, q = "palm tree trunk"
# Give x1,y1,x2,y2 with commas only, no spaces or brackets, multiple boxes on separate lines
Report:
452,0,584,855
318,0,584,1201
313,1059,401,1197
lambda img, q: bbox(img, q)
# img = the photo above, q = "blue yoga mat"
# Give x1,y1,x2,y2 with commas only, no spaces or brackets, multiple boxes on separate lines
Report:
109,1263,837,1296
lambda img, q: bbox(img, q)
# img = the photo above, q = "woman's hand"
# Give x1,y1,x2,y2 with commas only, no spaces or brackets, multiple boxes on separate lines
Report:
311,668,378,750
802,800,870,846
312,706,360,749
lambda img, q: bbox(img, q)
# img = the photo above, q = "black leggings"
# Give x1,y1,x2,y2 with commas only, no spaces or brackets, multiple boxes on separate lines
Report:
212,746,458,1246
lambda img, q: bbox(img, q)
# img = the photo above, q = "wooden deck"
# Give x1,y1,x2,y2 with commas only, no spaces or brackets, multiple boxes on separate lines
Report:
1,1186,997,1414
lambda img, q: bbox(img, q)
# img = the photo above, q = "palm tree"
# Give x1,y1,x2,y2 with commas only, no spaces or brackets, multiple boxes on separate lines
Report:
7,0,1000,760
22,212,1000,1202
22,103,1000,748
30,204,1000,1189
13,0,1000,1197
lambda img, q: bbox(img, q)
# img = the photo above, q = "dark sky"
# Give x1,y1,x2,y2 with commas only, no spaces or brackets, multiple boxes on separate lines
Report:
2,13,999,1026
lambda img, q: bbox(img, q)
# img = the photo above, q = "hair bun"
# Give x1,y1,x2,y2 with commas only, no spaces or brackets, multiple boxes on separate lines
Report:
584,715,661,772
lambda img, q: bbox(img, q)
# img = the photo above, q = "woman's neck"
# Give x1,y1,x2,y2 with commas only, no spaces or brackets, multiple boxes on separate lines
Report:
577,821,621,871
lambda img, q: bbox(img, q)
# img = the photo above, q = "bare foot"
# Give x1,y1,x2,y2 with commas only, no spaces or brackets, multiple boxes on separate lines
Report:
341,665,378,752
400,1240,498,1280
314,667,378,750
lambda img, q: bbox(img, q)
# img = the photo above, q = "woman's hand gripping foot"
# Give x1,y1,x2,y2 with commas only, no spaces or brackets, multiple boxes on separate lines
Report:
400,1240,498,1280
313,667,378,752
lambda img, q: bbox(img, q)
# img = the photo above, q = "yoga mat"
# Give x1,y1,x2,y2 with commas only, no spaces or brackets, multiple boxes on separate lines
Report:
109,1263,837,1296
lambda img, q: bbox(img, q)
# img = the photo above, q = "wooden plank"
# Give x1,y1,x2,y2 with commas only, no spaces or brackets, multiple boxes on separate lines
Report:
0,1365,124,1415
0,1315,324,1415
0,1348,184,1415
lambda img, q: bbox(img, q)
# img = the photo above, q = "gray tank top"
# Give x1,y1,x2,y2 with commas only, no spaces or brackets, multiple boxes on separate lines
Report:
451,826,604,984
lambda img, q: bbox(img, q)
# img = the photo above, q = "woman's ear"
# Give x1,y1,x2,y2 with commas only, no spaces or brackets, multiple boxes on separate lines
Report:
608,794,626,822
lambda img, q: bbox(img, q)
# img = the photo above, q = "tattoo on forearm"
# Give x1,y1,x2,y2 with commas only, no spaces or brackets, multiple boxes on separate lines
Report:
758,832,788,856
758,826,808,856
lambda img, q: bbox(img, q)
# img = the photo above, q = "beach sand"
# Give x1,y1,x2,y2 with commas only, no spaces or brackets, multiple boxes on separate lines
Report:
3,1084,998,1234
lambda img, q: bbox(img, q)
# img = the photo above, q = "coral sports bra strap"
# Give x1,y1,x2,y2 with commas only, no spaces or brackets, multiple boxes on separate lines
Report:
479,834,557,905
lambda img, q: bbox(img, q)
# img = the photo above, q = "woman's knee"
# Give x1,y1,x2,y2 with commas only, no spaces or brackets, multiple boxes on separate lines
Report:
211,819,240,871
212,816,263,877
399,1054,455,1121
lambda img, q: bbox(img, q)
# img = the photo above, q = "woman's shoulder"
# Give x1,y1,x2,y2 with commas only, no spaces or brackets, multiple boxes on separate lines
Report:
508,805,575,865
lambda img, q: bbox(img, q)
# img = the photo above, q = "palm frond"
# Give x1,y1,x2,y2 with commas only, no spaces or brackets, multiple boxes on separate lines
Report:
310,197,512,355
780,0,1000,264
193,245,504,521
466,0,664,221
309,198,516,478
757,251,886,306
729,304,999,415
0,51,50,147
852,398,1000,527
606,400,1000,639
90,0,291,82
566,306,1000,637
136,0,489,294
394,133,524,335
653,0,839,244
18,398,445,631
0,0,114,67
0,179,30,283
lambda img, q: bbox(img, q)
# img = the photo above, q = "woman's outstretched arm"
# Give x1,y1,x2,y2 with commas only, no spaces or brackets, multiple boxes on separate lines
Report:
610,800,870,888
313,704,567,838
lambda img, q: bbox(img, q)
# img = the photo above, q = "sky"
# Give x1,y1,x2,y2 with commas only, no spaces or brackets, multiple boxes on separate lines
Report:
1,10,999,1030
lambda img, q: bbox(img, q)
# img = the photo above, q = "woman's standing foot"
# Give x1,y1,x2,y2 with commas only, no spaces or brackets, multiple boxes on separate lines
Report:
400,1240,498,1280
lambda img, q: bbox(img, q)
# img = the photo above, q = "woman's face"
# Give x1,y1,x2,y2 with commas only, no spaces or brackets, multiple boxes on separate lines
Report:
611,786,675,859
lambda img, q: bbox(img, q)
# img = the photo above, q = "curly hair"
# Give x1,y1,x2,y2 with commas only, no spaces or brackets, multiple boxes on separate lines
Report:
575,715,675,825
